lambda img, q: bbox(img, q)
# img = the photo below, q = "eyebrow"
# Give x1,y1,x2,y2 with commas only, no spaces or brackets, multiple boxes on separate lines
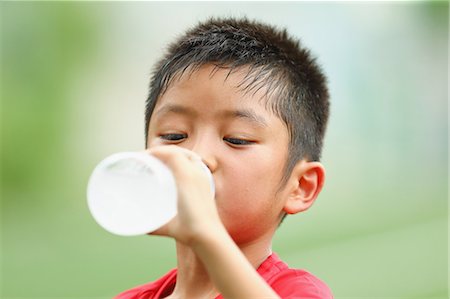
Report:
154,104,268,128
222,109,268,128
154,104,197,119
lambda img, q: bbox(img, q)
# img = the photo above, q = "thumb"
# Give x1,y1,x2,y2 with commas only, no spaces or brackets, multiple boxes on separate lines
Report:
147,215,177,238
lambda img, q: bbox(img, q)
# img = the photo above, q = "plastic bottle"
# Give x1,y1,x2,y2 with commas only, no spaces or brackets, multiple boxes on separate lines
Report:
87,151,214,236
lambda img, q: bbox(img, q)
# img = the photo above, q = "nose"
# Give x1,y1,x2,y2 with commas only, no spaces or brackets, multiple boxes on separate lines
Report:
189,135,218,173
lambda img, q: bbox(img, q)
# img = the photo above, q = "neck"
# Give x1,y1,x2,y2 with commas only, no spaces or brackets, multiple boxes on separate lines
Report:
168,231,274,299
167,243,217,299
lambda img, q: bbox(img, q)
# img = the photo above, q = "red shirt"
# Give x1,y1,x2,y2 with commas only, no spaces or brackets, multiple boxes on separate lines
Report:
115,253,333,299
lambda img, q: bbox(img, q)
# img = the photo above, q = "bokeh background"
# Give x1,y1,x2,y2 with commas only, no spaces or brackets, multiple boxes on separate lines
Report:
1,2,448,298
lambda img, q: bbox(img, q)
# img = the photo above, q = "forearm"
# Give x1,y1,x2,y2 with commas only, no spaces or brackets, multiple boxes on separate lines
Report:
191,225,280,299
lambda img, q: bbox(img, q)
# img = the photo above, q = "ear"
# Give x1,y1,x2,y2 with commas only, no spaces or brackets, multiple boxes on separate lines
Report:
283,161,326,215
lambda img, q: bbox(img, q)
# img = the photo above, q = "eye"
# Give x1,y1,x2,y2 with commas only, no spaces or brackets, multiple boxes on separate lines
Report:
224,137,254,146
160,133,187,142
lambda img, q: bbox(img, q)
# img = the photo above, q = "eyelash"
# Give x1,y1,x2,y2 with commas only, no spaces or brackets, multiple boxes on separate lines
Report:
159,133,187,142
223,137,253,146
159,134,254,146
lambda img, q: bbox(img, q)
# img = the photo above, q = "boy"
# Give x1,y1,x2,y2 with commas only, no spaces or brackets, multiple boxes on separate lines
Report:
116,17,332,299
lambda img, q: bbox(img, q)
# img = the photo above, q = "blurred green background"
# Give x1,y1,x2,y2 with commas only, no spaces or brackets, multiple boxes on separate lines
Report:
1,2,448,298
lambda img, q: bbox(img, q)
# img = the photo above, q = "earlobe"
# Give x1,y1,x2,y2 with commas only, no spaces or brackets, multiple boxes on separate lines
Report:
283,161,326,215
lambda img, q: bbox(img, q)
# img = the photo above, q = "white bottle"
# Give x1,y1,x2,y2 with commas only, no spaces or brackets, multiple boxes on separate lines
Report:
87,151,214,236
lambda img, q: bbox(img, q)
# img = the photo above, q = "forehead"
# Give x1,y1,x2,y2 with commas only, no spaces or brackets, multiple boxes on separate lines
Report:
154,64,278,116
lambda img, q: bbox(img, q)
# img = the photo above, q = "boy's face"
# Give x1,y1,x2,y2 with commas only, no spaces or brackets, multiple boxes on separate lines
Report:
147,65,292,245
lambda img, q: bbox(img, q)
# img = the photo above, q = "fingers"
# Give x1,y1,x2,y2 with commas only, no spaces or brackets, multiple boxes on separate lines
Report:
145,146,208,183
148,218,173,237
141,146,216,244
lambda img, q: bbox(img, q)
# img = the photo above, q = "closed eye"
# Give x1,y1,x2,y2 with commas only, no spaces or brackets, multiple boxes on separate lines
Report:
224,137,254,146
160,133,187,142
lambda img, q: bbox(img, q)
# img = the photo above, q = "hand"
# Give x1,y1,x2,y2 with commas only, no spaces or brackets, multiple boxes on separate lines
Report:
145,145,222,245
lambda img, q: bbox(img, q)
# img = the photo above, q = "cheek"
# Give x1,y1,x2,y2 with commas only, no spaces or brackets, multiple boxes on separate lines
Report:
215,144,287,203
220,158,278,206
248,152,286,186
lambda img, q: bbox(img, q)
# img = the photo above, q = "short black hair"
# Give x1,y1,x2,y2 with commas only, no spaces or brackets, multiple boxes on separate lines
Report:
144,17,329,183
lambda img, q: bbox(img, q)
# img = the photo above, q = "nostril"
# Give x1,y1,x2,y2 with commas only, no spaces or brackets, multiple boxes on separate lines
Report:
201,157,218,173
190,144,217,172
202,160,210,170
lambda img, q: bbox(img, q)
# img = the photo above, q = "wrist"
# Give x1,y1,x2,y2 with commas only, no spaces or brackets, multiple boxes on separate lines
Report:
189,220,230,252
